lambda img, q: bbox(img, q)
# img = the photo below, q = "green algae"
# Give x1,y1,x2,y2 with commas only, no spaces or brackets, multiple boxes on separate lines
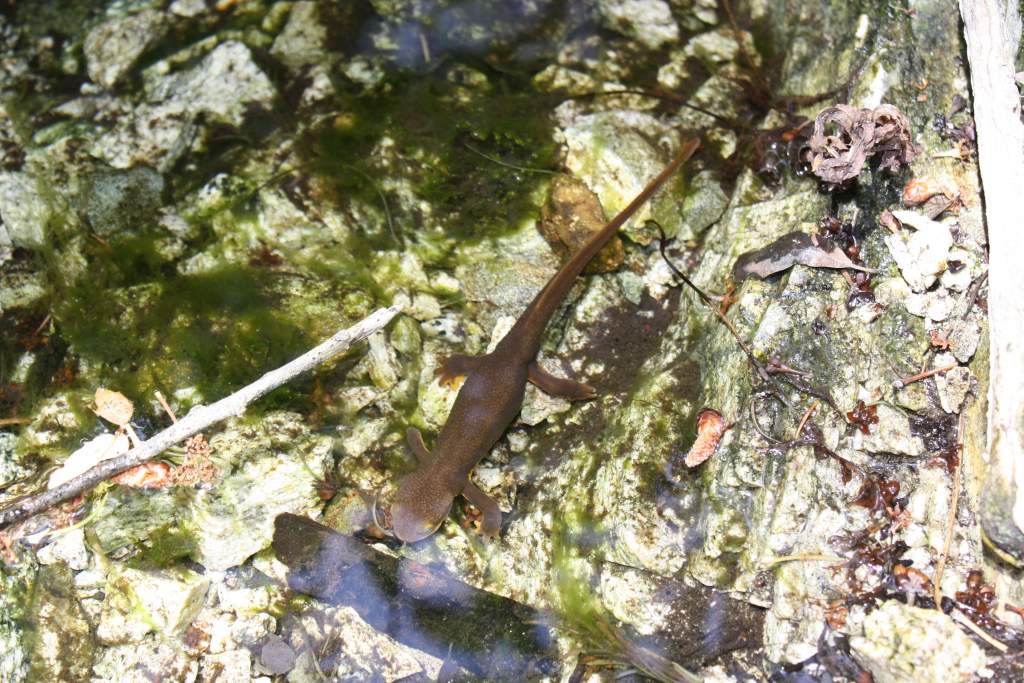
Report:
297,72,559,257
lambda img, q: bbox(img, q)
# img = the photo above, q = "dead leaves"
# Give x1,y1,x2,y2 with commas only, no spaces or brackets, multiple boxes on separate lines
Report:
809,104,918,187
732,231,874,282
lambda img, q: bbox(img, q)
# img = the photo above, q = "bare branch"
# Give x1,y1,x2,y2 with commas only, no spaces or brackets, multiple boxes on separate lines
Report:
0,305,403,528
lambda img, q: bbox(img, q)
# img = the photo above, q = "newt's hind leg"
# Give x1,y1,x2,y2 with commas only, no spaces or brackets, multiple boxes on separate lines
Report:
435,353,483,388
461,481,502,538
528,362,596,400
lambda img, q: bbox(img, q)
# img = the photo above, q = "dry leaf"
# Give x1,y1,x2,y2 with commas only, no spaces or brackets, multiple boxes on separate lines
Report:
48,432,131,489
684,408,726,468
809,104,917,186
93,387,134,427
732,232,875,282
113,461,173,488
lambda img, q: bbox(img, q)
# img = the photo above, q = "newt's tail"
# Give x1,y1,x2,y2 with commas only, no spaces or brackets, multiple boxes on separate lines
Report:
509,138,701,356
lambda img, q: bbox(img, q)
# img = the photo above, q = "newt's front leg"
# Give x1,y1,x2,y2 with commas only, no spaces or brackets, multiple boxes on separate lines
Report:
435,353,483,388
528,362,596,400
461,481,503,538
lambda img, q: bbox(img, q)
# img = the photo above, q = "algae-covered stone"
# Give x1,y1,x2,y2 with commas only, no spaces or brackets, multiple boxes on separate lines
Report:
270,1,329,73
561,110,689,245
598,0,679,49
850,601,988,683
82,164,165,237
0,171,50,249
0,550,34,683
99,567,210,641
189,413,332,571
26,563,95,681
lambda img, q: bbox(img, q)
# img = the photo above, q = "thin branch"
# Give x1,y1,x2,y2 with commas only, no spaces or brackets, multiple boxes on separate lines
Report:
0,305,403,528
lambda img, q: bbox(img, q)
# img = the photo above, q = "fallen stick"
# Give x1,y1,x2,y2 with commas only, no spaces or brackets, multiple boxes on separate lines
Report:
0,305,403,528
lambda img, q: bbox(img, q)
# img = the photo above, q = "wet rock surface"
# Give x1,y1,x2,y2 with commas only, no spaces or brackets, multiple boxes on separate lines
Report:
0,0,1017,681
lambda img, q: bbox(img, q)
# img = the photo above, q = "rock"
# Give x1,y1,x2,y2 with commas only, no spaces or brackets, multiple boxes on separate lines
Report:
0,257,48,313
598,0,679,49
538,175,624,274
199,649,251,683
258,635,296,675
561,110,688,244
850,403,926,457
270,2,328,73
99,567,210,641
934,361,973,413
683,28,759,69
82,164,165,237
884,212,953,292
36,527,89,571
94,42,276,169
189,414,332,571
84,9,169,89
679,170,729,239
92,638,197,683
904,287,955,321
0,171,50,249
27,564,96,681
850,601,988,683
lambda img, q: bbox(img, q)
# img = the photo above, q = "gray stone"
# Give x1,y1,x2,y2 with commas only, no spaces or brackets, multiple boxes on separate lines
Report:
84,9,169,89
82,164,165,237
0,172,50,249
259,635,296,675
270,2,328,73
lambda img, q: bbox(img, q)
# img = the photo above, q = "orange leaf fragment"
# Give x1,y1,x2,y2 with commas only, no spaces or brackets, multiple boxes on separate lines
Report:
684,408,726,468
93,387,134,427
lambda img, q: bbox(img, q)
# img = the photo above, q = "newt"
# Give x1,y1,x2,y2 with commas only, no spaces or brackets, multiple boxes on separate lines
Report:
392,138,701,542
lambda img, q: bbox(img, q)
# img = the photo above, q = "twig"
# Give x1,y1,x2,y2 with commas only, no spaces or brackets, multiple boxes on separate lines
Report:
933,403,969,609
892,362,957,389
0,305,403,528
461,141,559,176
0,417,31,427
154,390,177,422
794,401,818,439
763,553,846,568
952,608,1010,652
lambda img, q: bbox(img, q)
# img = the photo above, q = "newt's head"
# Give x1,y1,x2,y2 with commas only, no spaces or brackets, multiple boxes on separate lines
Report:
391,469,455,543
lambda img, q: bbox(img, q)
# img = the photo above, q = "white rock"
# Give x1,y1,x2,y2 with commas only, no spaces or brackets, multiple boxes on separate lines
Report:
598,0,679,49
0,172,50,249
84,10,168,89
850,601,987,683
36,528,89,571
884,212,953,292
904,287,955,321
199,650,251,683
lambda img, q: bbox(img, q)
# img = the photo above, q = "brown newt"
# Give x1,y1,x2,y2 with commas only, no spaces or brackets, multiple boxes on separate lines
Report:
392,138,701,542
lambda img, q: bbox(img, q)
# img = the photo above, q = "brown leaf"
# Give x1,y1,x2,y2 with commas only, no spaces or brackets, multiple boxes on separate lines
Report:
93,387,134,427
809,104,917,186
732,232,875,282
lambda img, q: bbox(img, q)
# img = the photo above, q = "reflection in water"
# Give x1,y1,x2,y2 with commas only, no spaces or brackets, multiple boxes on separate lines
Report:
272,513,557,678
